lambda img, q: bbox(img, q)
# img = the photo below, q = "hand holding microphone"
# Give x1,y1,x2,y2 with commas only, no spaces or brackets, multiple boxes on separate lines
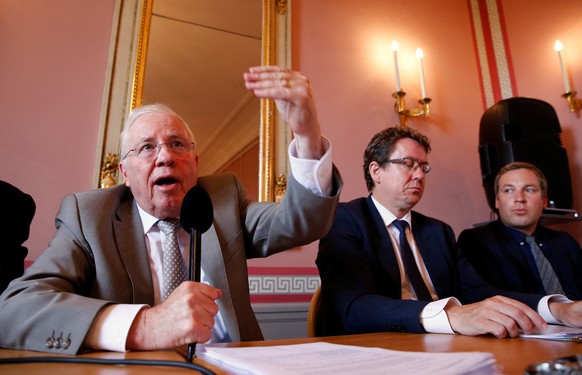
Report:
180,186,214,362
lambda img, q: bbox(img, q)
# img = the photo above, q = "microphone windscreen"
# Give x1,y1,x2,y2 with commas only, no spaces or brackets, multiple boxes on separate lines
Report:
180,185,214,233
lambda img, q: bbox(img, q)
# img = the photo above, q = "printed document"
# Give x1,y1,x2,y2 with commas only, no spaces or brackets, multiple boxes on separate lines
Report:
198,342,498,375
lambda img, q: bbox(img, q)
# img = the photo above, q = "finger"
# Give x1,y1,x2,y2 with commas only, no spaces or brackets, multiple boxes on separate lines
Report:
248,65,288,74
197,282,223,299
244,67,298,86
182,281,222,300
491,296,547,332
478,297,542,336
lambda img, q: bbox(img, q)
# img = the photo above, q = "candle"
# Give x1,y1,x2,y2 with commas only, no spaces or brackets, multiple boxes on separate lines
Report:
416,47,427,98
391,40,401,92
554,40,571,93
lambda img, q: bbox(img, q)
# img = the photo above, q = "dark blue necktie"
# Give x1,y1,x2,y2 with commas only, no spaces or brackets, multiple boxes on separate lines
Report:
392,220,432,301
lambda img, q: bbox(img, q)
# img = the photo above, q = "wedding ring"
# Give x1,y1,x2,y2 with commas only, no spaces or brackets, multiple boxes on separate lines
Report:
282,79,292,88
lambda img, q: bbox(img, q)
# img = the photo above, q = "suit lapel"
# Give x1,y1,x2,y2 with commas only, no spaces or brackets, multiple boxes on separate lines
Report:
114,195,155,305
492,220,531,270
201,224,240,341
410,214,453,298
365,197,402,285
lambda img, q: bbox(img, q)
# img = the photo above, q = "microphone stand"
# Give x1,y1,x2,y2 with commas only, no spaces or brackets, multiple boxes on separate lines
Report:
187,228,202,362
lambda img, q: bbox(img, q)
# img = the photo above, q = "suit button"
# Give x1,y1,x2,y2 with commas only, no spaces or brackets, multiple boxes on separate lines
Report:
63,339,71,350
46,337,54,349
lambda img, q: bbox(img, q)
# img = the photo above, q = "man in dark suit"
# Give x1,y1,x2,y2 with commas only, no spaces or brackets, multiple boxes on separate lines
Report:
458,162,582,300
0,180,36,294
0,66,342,354
317,126,582,338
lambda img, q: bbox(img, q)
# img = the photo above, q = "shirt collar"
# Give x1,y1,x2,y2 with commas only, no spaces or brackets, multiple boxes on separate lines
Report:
498,219,539,243
136,204,161,234
371,195,412,229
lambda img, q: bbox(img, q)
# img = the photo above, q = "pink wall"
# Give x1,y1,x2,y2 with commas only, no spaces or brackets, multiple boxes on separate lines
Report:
0,1,116,259
501,0,582,236
251,0,582,268
2,0,581,270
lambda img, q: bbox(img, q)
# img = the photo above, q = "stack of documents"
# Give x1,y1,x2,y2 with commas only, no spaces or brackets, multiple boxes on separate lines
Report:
198,342,498,375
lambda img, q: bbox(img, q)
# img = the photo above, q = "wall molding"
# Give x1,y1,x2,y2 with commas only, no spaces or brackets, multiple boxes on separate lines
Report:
248,267,320,303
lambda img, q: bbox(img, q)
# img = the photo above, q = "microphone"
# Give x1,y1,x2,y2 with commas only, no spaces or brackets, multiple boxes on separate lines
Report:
179,185,214,362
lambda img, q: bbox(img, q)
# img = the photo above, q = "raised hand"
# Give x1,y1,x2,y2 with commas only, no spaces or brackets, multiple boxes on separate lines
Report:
244,65,324,160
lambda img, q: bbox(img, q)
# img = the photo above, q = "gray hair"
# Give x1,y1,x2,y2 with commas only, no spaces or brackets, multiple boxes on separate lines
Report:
120,103,194,159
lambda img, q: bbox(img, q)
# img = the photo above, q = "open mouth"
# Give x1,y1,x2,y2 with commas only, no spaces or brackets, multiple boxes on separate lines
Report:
155,177,179,186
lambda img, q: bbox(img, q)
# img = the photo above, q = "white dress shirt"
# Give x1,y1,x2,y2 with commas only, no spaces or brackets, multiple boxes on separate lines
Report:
370,196,569,335
85,138,333,351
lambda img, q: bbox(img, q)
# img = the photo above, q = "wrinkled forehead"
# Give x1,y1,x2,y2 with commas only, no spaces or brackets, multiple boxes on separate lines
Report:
129,112,193,141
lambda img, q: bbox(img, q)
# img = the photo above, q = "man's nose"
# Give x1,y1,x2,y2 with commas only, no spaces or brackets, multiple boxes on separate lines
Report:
155,143,175,164
412,167,426,180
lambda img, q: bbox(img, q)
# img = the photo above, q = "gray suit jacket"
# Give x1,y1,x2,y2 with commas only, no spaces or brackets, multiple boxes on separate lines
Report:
0,171,341,354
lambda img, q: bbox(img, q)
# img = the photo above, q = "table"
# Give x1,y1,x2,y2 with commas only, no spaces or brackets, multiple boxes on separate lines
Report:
1,331,581,374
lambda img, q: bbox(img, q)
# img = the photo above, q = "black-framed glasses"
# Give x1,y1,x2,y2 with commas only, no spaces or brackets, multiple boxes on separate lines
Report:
123,140,195,160
386,157,431,175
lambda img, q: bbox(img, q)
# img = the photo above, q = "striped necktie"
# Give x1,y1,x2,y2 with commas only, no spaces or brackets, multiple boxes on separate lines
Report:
525,235,565,295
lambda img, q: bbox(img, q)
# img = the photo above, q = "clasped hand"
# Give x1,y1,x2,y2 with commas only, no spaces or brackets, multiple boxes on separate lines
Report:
126,282,222,350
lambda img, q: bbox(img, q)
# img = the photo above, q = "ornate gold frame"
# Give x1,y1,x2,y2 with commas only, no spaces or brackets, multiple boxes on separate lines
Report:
94,0,291,202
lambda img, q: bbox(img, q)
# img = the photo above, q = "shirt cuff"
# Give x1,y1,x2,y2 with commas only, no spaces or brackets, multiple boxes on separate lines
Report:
537,294,573,325
420,297,460,334
85,304,147,352
288,137,332,196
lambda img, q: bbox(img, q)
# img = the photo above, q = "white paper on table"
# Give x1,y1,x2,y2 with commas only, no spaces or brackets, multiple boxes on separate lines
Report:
198,342,499,375
520,324,582,343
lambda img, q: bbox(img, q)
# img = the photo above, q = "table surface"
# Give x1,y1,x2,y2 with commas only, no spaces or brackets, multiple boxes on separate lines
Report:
1,330,581,374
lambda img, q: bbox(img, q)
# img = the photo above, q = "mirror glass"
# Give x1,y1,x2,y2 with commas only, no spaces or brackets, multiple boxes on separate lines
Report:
143,0,262,197
97,0,290,202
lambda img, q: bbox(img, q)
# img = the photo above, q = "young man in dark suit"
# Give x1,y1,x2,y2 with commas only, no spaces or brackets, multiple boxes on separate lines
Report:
458,162,582,300
317,126,582,338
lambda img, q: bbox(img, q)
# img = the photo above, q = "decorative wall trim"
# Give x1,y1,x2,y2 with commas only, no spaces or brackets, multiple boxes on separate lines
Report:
468,0,517,109
248,267,320,303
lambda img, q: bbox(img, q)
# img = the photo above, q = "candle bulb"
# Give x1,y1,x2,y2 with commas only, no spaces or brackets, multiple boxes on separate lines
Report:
416,47,427,98
391,40,401,92
554,40,571,93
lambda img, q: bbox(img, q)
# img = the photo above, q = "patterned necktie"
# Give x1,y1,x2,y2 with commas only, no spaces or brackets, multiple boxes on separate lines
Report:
158,218,188,301
525,235,565,295
392,220,432,301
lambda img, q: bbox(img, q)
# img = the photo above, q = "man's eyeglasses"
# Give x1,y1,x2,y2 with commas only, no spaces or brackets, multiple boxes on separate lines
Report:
386,157,431,175
123,140,195,160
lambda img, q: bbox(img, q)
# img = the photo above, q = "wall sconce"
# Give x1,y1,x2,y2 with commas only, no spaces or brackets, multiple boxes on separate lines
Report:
554,40,581,112
391,41,432,126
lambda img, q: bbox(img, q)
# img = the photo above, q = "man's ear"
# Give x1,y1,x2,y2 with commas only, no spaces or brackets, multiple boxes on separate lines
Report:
369,161,382,184
119,162,130,187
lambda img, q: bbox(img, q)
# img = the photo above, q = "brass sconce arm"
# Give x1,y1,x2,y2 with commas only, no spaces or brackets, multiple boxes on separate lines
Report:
562,91,582,112
393,91,431,126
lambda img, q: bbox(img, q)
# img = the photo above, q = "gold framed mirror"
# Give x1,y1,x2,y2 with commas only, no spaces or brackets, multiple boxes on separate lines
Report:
94,0,291,202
